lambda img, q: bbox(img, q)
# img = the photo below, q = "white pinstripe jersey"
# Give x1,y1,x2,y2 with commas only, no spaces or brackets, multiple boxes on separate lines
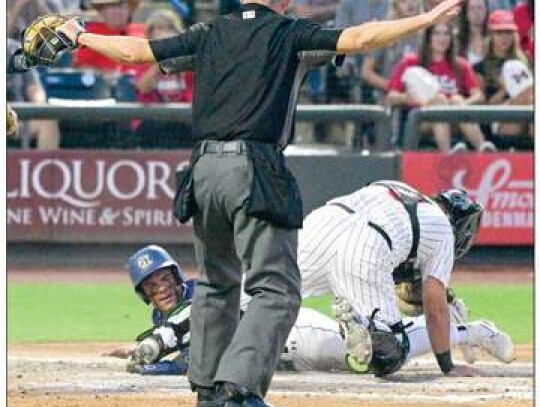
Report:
327,181,455,286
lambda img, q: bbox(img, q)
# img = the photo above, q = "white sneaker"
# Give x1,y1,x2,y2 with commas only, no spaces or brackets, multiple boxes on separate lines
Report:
448,142,468,154
449,298,478,364
479,141,497,152
467,320,516,363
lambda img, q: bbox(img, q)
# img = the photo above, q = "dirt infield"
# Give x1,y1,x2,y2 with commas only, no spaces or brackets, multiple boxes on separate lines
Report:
8,266,533,407
8,343,533,407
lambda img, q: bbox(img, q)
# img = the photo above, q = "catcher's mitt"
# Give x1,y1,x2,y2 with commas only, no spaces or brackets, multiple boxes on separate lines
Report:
395,280,423,316
395,281,457,317
7,104,19,139
22,15,76,67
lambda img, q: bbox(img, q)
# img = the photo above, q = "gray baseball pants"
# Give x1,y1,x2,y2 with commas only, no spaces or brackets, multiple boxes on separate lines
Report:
187,144,301,397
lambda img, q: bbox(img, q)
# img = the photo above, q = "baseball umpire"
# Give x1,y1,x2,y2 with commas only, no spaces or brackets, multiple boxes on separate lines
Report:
300,181,515,376
44,0,464,404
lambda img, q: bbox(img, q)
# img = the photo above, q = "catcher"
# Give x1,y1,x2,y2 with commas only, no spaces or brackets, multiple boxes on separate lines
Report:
298,181,516,377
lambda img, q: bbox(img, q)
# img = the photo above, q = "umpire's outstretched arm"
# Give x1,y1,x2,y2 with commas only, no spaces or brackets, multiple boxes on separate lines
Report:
57,0,463,62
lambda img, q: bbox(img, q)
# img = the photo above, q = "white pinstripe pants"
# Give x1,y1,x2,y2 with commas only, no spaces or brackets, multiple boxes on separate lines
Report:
299,205,402,325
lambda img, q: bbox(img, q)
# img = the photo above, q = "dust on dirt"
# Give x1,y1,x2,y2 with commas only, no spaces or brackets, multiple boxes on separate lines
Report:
8,343,533,407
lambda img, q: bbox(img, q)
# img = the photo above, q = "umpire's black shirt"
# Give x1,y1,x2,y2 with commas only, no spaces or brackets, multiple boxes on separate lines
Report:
149,2,342,145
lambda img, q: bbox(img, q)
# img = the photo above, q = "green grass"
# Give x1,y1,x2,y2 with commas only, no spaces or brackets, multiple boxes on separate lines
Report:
8,284,149,342
8,282,533,344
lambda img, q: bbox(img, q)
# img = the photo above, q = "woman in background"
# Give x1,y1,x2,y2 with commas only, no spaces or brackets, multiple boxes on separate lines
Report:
387,23,494,153
457,0,489,65
473,10,533,146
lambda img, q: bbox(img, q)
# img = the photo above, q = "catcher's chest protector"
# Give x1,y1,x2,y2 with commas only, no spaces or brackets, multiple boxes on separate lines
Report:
370,181,425,273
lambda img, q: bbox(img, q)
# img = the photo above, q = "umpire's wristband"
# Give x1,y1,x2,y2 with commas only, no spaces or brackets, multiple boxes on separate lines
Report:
435,351,455,374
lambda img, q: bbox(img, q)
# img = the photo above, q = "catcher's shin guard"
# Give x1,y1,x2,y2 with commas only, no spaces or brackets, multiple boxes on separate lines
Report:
333,297,372,373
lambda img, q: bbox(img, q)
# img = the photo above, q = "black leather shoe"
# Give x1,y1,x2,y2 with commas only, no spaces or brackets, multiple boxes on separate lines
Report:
208,382,273,407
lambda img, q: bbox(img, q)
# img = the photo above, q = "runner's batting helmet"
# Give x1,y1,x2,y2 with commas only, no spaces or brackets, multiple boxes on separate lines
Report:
434,190,484,259
127,245,186,303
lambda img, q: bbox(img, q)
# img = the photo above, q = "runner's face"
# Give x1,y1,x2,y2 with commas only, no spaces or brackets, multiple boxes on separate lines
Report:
141,268,181,313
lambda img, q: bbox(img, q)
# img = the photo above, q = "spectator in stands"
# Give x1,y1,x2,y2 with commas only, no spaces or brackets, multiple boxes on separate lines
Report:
360,0,422,105
132,9,194,149
513,0,533,63
7,38,60,150
292,0,341,145
73,0,144,74
386,23,495,153
8,0,81,39
425,0,509,12
457,0,489,65
335,0,390,102
473,10,533,145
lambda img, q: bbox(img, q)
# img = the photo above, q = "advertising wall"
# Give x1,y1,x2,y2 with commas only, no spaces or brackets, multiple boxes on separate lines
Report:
7,151,193,243
402,152,533,245
7,150,400,243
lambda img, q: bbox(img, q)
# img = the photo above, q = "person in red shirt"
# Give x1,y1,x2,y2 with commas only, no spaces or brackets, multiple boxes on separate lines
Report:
513,0,533,63
387,22,495,153
473,10,533,145
73,0,144,74
132,9,195,149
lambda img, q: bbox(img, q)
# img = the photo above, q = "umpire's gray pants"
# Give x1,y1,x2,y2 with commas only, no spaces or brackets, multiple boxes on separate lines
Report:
187,149,301,397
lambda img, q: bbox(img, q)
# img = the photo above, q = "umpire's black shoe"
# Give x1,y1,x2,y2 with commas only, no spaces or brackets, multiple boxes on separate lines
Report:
196,382,273,407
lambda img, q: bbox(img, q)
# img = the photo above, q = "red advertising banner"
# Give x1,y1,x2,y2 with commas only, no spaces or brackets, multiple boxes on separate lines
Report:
7,150,193,243
402,152,533,245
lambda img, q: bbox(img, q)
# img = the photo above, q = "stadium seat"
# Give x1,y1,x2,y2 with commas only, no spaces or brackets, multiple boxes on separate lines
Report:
42,68,112,100
113,74,138,102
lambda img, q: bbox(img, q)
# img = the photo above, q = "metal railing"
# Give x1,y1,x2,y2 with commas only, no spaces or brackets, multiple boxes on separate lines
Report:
403,105,534,151
10,102,393,152
11,102,534,152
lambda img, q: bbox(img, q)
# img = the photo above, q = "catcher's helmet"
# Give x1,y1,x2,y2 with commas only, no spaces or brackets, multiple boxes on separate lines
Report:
434,189,484,259
127,245,185,303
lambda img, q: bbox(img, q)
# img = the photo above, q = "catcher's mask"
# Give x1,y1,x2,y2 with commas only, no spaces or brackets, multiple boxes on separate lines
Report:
434,189,483,259
127,245,186,304
22,15,74,67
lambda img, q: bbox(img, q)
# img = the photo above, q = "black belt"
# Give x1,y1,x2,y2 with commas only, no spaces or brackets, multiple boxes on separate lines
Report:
199,140,248,155
329,202,392,250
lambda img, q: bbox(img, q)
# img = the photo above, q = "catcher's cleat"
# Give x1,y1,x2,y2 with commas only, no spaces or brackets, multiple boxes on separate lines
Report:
449,298,478,364
333,297,372,373
467,320,516,364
